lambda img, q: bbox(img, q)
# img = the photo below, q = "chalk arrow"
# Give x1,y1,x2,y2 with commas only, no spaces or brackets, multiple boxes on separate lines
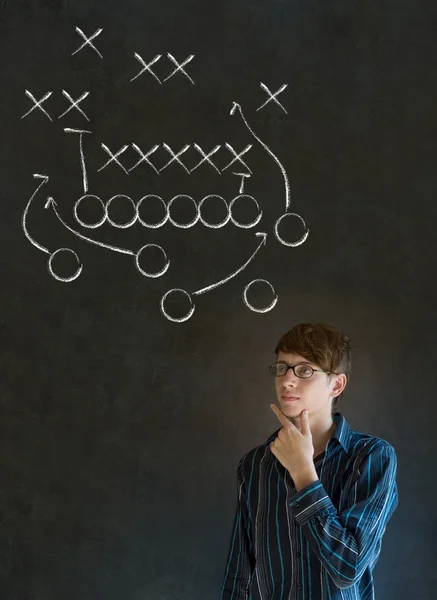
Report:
230,102,291,212
22,174,51,254
193,232,267,296
45,197,135,256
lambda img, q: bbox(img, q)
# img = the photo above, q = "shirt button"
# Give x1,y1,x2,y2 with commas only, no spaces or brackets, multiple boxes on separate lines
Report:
297,583,302,589
296,552,301,558
293,501,300,508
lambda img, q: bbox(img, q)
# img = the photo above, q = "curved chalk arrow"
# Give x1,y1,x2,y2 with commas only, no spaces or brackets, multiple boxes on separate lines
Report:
22,174,51,254
230,102,291,211
193,231,267,296
45,197,134,256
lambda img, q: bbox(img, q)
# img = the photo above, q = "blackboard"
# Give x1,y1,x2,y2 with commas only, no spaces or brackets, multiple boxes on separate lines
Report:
1,1,435,598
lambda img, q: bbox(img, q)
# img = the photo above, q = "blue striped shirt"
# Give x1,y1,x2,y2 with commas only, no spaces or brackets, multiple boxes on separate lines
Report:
220,412,398,600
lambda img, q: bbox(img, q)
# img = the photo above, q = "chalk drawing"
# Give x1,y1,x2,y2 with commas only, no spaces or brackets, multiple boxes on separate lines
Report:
21,27,310,321
72,27,103,58
131,53,162,83
163,53,195,84
21,91,53,121
22,175,83,282
257,83,288,113
58,90,90,121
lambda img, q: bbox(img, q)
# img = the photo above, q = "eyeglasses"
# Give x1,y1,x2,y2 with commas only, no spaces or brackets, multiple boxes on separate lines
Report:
268,362,333,379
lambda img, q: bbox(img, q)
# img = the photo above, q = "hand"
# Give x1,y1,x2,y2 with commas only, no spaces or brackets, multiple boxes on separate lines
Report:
269,404,317,488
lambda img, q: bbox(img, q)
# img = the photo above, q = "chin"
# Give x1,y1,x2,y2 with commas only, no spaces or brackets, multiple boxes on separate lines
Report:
280,403,300,413
282,401,306,413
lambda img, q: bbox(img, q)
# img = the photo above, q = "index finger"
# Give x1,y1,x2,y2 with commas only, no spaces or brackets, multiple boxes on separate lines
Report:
270,403,290,428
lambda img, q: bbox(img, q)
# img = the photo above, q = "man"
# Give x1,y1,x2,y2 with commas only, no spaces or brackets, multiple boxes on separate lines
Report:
220,323,398,600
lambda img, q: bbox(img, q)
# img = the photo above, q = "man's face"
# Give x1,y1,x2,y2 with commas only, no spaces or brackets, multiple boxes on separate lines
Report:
274,351,338,419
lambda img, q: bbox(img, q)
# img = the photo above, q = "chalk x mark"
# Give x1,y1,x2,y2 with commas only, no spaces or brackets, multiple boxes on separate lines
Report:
257,83,288,114
131,53,162,83
21,91,53,121
160,144,191,173
190,145,221,174
72,27,103,58
98,144,129,174
130,144,160,173
222,144,252,173
193,232,267,295
164,53,195,84
58,90,90,121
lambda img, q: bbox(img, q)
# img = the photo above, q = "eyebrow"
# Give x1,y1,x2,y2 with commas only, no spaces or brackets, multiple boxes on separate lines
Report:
277,360,314,367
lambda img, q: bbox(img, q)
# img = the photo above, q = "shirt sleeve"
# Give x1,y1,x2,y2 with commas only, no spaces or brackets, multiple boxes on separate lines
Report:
220,457,256,600
287,440,398,589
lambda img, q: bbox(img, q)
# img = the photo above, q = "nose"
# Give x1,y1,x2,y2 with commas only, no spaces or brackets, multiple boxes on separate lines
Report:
282,368,299,386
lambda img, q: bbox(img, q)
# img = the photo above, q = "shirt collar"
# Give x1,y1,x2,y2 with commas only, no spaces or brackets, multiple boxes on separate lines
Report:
265,411,352,453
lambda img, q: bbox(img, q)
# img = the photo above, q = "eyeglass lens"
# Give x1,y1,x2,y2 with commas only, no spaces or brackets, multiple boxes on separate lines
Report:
270,363,314,378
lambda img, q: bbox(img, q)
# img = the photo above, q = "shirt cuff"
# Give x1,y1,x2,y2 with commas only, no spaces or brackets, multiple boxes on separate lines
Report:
288,480,337,526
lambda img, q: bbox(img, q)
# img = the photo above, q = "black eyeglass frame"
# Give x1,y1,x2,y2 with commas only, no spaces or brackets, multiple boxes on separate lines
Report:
268,362,336,379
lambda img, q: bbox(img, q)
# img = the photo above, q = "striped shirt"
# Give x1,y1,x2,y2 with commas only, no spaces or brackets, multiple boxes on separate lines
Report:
220,412,398,600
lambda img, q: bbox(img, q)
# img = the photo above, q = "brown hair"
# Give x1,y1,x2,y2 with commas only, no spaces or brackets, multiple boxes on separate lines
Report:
274,323,352,414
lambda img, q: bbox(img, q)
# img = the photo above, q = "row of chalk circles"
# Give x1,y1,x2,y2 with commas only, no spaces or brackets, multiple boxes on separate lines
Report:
73,193,309,246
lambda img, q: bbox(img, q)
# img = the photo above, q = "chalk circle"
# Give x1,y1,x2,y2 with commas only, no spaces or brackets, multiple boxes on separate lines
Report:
167,195,200,229
274,212,309,247
137,195,169,229
106,195,137,229
160,288,195,323
48,248,83,282
135,244,170,278
243,279,278,313
198,195,231,228
74,195,106,229
229,194,263,228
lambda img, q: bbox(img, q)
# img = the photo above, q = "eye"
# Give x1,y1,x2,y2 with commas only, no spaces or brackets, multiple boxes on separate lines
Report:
296,364,313,377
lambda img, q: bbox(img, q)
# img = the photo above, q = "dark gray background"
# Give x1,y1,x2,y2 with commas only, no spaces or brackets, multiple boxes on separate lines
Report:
1,0,435,598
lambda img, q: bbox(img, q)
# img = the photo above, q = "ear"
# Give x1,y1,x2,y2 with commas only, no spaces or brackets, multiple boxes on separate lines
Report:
331,373,347,397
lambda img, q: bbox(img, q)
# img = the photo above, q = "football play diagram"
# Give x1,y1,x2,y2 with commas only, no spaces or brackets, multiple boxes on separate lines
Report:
21,27,309,323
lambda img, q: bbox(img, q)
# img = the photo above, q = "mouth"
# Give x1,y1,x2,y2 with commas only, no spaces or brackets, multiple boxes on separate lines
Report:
281,396,300,402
